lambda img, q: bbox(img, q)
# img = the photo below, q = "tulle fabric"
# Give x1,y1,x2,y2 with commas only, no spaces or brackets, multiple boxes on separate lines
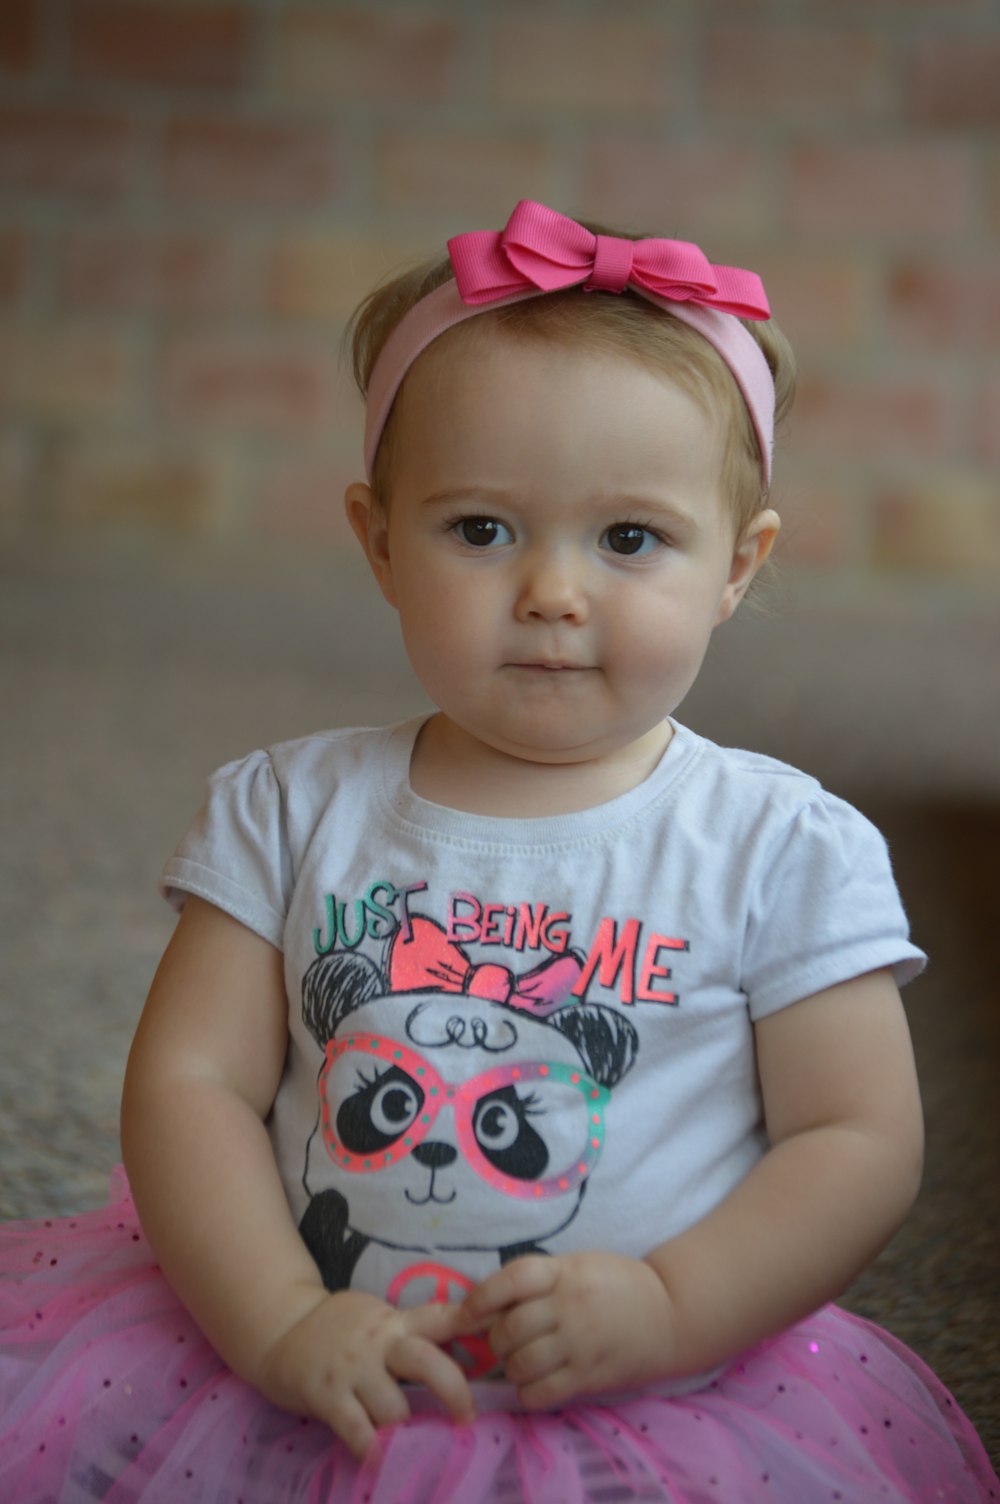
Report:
1,1171,996,1504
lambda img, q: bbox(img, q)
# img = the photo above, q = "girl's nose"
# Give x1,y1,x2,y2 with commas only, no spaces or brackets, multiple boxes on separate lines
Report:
514,549,588,624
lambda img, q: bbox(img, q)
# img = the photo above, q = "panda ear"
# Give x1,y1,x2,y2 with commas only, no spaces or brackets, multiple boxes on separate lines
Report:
302,951,384,1047
549,1004,639,1088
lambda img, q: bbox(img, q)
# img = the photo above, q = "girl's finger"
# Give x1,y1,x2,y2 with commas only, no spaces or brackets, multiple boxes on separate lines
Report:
461,1256,556,1324
388,1333,476,1424
354,1370,412,1432
516,1364,580,1413
501,1331,566,1389
322,1389,379,1462
488,1293,557,1360
403,1299,468,1346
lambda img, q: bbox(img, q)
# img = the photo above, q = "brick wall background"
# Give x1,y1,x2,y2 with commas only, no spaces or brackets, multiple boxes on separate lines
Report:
0,0,998,589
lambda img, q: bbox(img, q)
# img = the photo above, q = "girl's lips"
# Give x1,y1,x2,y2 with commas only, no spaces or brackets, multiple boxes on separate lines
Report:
509,661,589,671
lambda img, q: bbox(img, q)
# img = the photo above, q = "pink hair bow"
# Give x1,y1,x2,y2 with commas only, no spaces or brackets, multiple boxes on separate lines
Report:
388,916,583,1017
447,199,770,320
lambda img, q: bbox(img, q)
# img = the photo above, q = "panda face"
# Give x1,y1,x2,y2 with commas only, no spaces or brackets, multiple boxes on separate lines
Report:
333,1057,553,1184
305,991,607,1253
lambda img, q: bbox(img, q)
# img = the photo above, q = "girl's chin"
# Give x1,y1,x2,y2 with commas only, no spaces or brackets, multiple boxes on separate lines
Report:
443,719,666,770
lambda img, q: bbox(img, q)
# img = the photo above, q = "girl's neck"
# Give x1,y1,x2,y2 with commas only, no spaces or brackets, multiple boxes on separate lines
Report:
408,715,673,818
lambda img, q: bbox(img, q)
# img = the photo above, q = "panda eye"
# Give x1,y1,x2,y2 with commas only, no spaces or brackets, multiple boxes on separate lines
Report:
370,1078,421,1136
336,1065,425,1153
474,1098,520,1152
472,1087,548,1180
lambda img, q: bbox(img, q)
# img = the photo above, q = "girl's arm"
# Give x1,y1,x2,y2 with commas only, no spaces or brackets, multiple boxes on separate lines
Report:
460,967,924,1406
646,964,924,1372
121,895,473,1457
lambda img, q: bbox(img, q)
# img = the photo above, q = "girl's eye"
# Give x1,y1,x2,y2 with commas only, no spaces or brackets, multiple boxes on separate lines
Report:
454,516,513,548
602,523,661,557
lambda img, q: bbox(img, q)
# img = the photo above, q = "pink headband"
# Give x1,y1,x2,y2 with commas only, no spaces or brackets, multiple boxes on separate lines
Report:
364,199,776,488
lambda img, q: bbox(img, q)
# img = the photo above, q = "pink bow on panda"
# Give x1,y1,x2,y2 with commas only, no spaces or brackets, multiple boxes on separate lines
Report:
387,916,583,1017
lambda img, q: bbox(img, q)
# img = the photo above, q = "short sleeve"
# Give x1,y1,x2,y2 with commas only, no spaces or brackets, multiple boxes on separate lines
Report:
743,793,926,1020
159,751,292,949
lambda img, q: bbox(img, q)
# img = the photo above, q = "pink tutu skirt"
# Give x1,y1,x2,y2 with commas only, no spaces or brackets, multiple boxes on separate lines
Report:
1,1171,996,1504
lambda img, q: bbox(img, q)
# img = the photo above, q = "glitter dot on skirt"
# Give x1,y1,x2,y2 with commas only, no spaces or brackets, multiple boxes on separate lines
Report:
1,1171,997,1504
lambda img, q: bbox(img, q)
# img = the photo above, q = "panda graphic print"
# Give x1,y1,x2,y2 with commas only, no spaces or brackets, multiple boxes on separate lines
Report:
298,909,640,1364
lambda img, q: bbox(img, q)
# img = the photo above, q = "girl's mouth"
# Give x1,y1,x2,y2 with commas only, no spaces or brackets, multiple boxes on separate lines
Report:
510,661,588,672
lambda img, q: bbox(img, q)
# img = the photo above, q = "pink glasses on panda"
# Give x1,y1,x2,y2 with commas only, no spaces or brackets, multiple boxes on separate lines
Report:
319,1033,610,1201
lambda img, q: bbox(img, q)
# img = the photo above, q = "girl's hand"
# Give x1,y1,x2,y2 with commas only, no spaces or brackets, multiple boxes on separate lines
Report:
259,1289,476,1461
459,1253,676,1409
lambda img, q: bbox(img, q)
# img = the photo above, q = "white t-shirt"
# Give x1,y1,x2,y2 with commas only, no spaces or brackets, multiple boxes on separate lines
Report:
161,717,924,1327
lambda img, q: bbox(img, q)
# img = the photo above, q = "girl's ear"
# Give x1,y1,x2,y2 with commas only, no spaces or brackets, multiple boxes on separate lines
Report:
715,507,780,626
345,482,398,608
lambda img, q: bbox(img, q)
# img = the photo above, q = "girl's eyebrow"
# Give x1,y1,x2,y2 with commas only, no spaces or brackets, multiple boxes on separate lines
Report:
601,493,699,527
416,486,514,509
416,486,699,529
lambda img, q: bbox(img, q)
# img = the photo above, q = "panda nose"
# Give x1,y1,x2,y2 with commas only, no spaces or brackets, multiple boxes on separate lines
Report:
413,1141,457,1170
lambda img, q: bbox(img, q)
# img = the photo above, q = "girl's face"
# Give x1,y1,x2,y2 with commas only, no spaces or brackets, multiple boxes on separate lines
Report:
348,329,776,778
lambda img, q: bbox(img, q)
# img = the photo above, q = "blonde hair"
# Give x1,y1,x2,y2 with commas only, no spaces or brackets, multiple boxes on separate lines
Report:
349,224,796,540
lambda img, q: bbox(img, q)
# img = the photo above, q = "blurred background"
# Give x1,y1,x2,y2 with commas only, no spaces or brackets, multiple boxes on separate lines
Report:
1,0,998,1468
